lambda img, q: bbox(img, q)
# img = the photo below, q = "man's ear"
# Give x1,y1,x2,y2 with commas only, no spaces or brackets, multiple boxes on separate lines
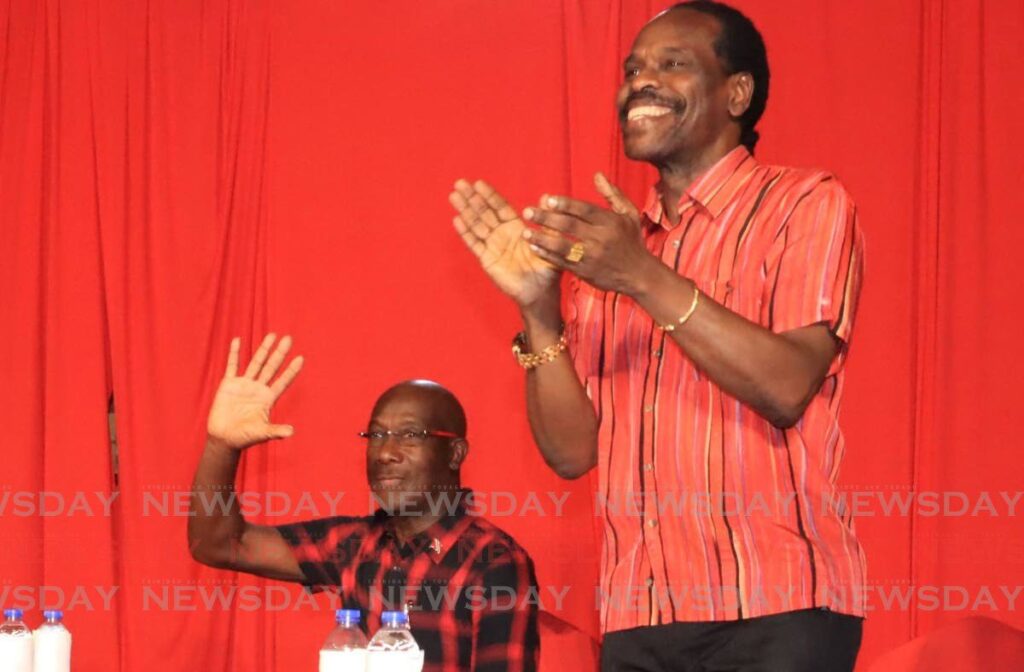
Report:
449,438,468,471
728,72,754,119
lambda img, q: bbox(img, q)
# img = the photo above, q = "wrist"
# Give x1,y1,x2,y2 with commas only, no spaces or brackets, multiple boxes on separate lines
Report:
512,331,568,370
624,253,669,301
206,435,243,455
519,290,562,337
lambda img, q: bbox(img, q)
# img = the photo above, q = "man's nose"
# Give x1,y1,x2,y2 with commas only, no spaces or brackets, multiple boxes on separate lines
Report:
630,68,662,92
375,437,403,462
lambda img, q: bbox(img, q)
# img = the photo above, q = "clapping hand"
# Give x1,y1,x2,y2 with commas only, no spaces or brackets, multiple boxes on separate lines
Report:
449,179,560,308
522,172,653,295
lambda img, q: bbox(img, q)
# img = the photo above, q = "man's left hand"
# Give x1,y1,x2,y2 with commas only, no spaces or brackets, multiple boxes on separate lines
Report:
523,172,658,295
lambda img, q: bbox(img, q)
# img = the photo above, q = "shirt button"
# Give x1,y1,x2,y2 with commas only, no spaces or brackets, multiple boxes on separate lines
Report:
672,240,681,248
645,577,655,588
644,405,653,413
652,349,663,358
647,519,658,528
643,463,654,472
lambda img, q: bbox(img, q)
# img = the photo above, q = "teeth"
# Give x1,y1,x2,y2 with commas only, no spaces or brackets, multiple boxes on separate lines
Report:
628,105,672,121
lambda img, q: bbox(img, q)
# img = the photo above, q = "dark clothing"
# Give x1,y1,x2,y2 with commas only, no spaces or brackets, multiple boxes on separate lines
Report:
276,495,539,672
600,607,862,672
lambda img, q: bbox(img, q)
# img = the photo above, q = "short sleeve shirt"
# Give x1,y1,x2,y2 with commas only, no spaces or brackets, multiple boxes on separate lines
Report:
566,146,867,632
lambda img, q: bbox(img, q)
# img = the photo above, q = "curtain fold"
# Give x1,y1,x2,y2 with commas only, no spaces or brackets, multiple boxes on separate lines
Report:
0,1,120,669
911,0,1024,639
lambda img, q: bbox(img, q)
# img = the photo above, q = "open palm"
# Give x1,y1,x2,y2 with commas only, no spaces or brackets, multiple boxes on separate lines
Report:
207,334,303,450
450,179,559,307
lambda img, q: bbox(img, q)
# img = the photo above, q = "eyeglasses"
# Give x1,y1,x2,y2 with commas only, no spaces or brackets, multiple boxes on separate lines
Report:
358,429,461,447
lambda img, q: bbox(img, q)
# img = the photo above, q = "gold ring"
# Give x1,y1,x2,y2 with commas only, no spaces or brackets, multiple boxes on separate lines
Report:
566,242,586,264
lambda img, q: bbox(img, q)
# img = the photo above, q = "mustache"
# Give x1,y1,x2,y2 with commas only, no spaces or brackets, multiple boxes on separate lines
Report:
619,92,684,119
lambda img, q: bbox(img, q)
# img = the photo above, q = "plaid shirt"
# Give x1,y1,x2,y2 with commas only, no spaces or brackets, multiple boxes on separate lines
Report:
276,493,539,672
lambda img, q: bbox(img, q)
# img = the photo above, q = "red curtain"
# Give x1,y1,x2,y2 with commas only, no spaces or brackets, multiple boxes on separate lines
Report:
2,1,1022,670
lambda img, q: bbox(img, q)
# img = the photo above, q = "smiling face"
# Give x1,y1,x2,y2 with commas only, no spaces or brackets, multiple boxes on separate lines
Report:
618,8,750,166
364,382,467,515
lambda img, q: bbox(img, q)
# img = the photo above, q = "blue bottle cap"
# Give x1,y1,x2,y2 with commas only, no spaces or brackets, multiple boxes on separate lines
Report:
4,608,23,620
381,610,408,627
335,609,360,624
43,610,63,621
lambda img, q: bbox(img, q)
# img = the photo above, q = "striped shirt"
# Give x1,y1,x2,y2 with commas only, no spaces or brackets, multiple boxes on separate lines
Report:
276,494,539,671
565,146,867,632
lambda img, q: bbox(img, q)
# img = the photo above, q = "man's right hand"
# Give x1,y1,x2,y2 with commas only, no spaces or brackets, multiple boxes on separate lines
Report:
206,333,304,451
449,179,560,308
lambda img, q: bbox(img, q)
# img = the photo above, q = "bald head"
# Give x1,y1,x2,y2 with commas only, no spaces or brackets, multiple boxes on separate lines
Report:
371,379,467,438
365,380,469,514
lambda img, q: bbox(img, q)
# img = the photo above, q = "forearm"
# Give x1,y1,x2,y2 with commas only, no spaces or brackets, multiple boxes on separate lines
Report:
188,437,246,567
630,258,832,428
519,291,598,479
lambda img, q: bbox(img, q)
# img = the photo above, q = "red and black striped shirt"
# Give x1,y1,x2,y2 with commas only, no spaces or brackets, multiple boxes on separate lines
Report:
276,493,539,672
567,146,867,632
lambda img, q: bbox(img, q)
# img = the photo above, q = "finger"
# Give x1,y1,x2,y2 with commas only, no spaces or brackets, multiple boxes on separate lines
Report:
451,194,494,242
466,192,502,230
473,180,519,222
522,226,574,258
538,193,603,222
270,355,304,400
266,424,295,440
452,180,489,224
257,335,293,385
450,188,494,234
453,178,476,199
449,188,471,213
453,216,487,259
225,337,241,377
450,186,494,227
527,241,574,272
523,205,585,238
594,172,640,220
243,333,277,379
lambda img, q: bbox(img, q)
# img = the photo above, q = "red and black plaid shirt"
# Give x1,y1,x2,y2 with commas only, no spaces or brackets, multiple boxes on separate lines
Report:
276,493,539,672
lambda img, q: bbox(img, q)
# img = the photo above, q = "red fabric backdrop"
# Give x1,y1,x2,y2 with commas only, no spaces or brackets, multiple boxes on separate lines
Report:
2,1,1023,670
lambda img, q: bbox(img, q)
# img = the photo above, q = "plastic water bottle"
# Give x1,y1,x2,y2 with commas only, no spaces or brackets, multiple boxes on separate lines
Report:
319,609,368,672
366,611,424,672
0,608,34,672
32,611,71,672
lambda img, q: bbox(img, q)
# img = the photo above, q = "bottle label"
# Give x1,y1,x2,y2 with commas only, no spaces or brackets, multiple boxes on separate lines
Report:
366,649,424,672
319,648,368,672
0,634,35,672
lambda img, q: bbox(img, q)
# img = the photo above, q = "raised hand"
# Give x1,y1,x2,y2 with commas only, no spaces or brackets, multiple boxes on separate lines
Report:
450,179,560,308
206,334,304,451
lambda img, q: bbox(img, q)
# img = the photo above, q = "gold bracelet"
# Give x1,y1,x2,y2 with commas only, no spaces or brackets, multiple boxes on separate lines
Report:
512,332,568,369
656,283,700,332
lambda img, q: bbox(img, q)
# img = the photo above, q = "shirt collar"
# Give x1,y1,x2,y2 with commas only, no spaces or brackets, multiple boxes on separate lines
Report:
642,145,756,228
375,488,472,564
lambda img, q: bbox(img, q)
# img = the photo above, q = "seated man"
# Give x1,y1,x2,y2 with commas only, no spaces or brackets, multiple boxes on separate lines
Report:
188,333,540,672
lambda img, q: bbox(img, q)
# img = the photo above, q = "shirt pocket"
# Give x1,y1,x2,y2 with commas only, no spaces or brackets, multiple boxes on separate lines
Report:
694,276,765,325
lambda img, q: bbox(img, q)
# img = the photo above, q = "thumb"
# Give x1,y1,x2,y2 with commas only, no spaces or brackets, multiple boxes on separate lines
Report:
594,172,640,223
267,424,295,440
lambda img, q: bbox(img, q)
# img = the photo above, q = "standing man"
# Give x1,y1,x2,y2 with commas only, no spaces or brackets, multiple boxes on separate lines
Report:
449,2,865,671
